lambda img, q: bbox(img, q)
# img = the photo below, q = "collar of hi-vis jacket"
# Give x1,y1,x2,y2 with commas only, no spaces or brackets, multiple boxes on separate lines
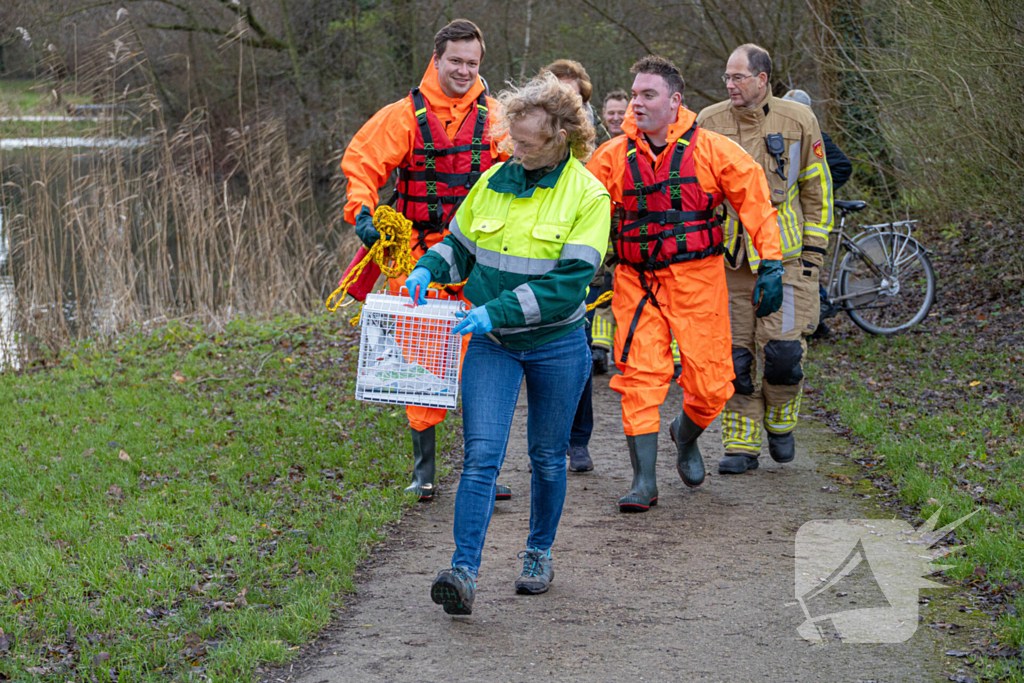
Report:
729,89,774,126
621,105,698,165
416,60,487,133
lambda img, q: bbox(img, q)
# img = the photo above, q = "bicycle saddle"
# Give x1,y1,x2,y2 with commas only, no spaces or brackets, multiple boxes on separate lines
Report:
835,200,867,213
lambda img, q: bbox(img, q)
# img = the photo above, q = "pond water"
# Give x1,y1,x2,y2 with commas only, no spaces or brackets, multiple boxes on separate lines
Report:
0,207,16,369
0,135,147,369
1,136,145,149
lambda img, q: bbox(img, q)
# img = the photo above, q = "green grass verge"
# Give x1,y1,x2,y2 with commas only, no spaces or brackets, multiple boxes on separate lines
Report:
0,79,91,116
810,328,1024,680
0,119,97,139
0,315,458,681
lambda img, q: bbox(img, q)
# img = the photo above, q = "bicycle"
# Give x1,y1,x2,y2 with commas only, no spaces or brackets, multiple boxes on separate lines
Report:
819,199,936,335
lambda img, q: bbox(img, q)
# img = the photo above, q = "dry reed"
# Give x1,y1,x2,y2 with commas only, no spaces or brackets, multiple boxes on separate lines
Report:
0,24,360,367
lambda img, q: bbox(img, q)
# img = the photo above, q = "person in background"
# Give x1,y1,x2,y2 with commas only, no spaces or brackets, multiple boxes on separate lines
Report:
340,20,513,502
782,89,851,191
596,89,629,145
781,88,852,339
542,59,595,126
407,72,610,614
537,59,605,474
697,45,834,475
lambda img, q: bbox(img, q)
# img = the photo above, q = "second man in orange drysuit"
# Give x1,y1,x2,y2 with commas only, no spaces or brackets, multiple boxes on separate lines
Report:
341,19,510,502
586,56,784,512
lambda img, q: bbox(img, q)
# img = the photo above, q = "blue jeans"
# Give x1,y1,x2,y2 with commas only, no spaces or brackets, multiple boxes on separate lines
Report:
569,285,602,447
452,327,591,576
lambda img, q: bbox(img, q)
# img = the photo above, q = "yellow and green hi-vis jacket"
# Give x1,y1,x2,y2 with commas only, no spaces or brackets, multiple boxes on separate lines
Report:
417,156,611,350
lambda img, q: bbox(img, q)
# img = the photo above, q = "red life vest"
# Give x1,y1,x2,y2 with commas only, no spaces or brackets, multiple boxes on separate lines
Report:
395,87,494,248
615,124,724,270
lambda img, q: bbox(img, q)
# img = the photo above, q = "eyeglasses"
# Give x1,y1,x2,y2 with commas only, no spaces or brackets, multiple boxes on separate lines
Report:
721,73,755,85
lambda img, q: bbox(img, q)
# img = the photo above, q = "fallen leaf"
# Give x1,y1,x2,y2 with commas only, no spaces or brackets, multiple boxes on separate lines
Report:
0,629,14,652
92,651,110,666
118,450,131,462
172,371,187,383
224,535,238,543
969,380,981,387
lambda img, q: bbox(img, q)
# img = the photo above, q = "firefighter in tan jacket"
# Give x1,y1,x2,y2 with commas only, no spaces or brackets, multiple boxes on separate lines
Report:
697,44,834,473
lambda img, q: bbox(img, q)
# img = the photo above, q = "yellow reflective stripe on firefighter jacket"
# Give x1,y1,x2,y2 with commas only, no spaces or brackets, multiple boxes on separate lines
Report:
696,91,834,272
416,156,611,351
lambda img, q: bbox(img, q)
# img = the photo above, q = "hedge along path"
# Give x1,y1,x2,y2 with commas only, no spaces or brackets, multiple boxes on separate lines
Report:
284,375,967,683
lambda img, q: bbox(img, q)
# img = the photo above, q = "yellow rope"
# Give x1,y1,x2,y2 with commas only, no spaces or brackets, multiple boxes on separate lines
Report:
325,206,417,313
326,205,608,322
586,289,613,311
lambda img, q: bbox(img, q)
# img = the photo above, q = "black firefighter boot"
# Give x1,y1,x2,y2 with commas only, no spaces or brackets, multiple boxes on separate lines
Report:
406,426,436,501
618,434,659,512
670,411,706,487
767,431,796,463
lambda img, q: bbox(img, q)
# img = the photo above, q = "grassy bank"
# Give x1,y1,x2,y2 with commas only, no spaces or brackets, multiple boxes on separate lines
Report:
0,79,90,116
0,119,96,139
809,288,1024,680
0,315,458,681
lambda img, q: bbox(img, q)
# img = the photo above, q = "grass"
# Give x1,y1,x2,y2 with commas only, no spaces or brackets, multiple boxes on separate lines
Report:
0,314,458,682
809,324,1024,680
0,119,97,139
0,79,91,116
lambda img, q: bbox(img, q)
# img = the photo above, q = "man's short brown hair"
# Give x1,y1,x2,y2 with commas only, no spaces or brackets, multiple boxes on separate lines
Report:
434,19,485,59
630,55,685,97
603,89,629,108
541,59,593,104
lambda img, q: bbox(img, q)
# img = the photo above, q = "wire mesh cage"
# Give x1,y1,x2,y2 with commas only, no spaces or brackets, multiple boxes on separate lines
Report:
355,291,465,409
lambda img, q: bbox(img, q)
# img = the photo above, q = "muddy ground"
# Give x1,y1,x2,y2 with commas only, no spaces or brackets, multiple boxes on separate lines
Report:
270,373,977,683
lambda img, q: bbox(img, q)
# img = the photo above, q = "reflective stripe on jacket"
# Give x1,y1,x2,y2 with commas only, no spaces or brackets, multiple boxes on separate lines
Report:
416,157,611,351
697,92,833,271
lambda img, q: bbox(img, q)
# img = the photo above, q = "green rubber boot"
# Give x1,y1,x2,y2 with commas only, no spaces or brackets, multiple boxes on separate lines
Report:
405,426,436,501
670,411,706,487
618,434,659,512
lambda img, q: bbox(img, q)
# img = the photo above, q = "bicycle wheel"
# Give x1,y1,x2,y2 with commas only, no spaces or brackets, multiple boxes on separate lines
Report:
837,231,936,335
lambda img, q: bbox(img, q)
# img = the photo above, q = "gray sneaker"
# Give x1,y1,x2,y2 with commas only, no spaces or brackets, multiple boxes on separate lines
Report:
431,566,476,615
567,444,594,472
515,548,554,595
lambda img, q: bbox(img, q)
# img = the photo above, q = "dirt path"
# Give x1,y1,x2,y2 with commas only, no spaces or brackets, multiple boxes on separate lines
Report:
283,373,966,683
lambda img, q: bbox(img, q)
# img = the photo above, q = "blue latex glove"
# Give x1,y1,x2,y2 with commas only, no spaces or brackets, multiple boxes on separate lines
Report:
452,306,493,336
404,267,433,306
752,259,784,318
354,206,379,248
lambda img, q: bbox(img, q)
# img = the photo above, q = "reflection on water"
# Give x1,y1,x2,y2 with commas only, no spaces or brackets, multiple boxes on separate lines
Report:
1,137,146,149
0,207,15,369
0,115,104,122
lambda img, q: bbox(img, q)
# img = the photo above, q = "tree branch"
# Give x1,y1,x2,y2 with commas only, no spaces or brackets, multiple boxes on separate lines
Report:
145,23,288,51
573,0,653,54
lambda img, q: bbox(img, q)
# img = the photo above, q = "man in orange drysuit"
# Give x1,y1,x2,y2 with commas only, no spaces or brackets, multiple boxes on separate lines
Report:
586,56,784,512
341,19,510,502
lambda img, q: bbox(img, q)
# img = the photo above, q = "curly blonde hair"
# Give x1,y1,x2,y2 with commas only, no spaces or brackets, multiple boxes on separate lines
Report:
493,71,596,162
